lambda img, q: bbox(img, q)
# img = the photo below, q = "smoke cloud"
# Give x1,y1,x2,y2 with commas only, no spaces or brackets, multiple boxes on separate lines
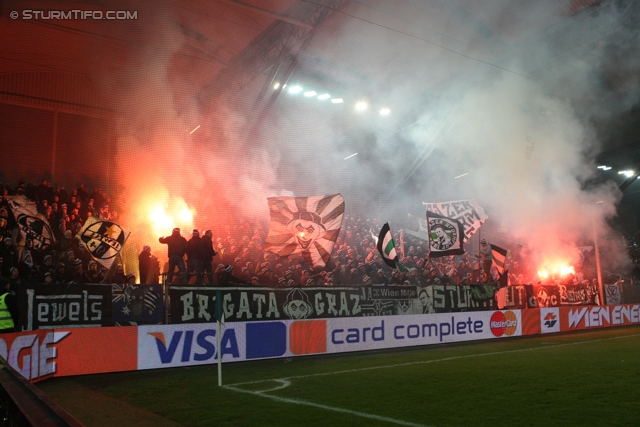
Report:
101,1,635,273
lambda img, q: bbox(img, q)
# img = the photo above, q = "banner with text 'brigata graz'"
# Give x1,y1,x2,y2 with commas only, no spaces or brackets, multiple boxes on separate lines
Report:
168,287,368,323
168,286,419,324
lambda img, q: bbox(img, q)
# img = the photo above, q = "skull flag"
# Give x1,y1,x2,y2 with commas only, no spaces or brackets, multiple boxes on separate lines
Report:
264,194,345,268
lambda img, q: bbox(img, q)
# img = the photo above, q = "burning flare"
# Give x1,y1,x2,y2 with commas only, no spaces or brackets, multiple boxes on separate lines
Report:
537,262,575,280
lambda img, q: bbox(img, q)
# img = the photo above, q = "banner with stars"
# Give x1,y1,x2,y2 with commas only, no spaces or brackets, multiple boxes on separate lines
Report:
112,283,163,325
76,217,129,270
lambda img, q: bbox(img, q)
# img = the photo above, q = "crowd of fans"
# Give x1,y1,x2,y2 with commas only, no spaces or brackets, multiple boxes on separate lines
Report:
0,179,128,290
162,215,533,288
1,178,598,291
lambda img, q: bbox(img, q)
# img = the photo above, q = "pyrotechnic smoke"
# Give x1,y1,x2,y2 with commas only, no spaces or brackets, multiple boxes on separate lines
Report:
97,2,281,257
98,1,635,273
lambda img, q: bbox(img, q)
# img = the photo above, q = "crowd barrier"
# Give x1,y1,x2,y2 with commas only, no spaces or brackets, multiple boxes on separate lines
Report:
3,302,640,383
14,281,632,330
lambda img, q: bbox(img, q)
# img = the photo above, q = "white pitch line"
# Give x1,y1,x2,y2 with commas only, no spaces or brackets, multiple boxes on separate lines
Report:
227,332,640,387
224,383,434,427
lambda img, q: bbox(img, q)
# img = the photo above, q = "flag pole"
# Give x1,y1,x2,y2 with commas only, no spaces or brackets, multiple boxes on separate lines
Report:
591,208,605,306
217,318,222,386
215,289,223,386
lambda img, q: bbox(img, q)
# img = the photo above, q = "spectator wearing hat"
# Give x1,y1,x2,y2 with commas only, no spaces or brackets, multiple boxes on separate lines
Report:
126,274,137,284
84,260,101,283
159,228,188,284
8,267,23,292
67,259,85,283
98,203,111,221
83,198,97,221
17,250,37,282
97,267,108,283
0,238,17,278
42,272,54,285
375,269,389,285
186,229,205,285
216,265,247,287
111,264,127,285
258,267,277,286
37,255,54,280
52,263,66,284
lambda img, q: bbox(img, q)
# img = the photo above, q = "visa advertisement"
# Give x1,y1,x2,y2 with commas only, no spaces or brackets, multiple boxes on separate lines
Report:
136,310,522,370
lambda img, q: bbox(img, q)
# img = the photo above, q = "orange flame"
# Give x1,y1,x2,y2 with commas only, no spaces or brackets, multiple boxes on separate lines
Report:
144,197,196,251
537,262,575,279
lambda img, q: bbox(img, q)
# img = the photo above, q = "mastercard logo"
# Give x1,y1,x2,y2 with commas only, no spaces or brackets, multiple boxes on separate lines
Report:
490,311,518,337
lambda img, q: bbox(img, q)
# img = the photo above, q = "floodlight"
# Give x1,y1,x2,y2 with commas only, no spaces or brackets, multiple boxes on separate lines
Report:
317,93,331,100
355,101,368,111
331,98,344,104
288,85,303,94
304,90,317,97
379,107,391,116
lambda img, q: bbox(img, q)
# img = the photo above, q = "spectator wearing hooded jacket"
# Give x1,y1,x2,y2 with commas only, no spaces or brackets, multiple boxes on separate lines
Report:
138,245,156,284
201,230,217,286
186,229,205,285
159,228,188,284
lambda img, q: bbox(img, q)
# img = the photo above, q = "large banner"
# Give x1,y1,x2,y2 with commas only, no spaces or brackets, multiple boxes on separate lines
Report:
18,283,113,330
426,211,465,258
525,283,598,308
7,195,55,252
496,285,528,310
169,285,498,323
112,283,163,325
423,199,488,242
525,284,561,308
169,286,365,323
430,284,497,312
264,194,345,268
76,217,128,270
604,283,622,305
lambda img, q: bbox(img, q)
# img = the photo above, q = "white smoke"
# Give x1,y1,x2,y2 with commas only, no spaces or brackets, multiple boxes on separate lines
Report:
98,1,635,272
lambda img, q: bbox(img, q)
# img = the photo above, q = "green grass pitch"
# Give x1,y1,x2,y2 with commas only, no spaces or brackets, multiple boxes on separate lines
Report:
39,325,640,427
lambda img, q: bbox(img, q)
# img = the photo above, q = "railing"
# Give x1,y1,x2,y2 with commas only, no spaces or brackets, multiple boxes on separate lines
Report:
0,356,83,427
